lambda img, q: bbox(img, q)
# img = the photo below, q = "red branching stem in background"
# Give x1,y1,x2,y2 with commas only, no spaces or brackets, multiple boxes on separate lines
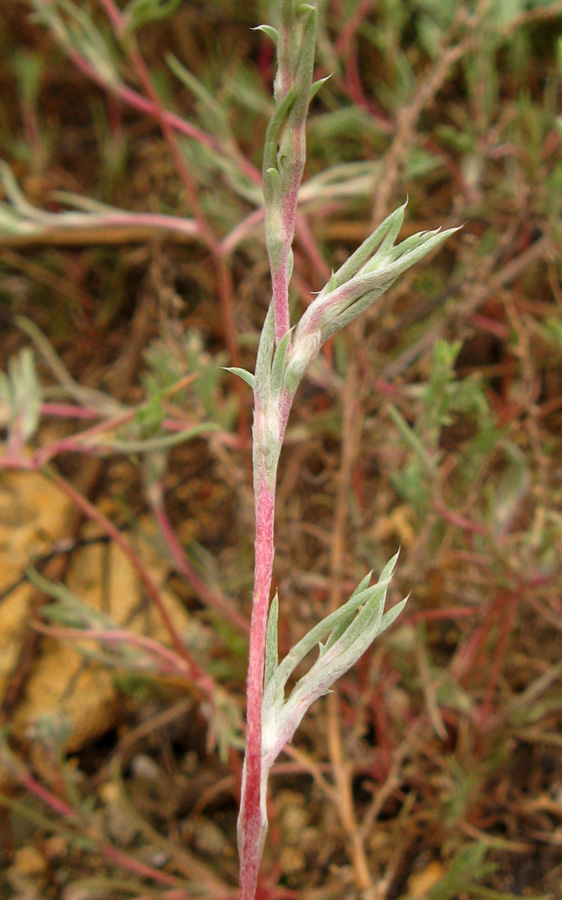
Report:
48,470,216,696
32,623,194,677
99,0,241,369
0,763,186,890
150,484,250,636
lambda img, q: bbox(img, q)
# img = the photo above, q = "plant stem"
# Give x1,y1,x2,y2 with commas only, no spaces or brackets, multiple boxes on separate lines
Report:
237,478,274,900
239,378,293,898
264,1,317,344
238,5,318,894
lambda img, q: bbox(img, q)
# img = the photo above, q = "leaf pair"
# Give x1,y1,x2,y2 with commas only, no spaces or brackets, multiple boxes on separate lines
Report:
261,553,407,769
293,201,461,347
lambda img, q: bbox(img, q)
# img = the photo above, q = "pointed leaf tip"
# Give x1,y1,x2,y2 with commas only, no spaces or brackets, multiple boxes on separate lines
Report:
223,367,255,391
253,24,279,44
350,570,373,598
310,74,331,100
379,595,408,635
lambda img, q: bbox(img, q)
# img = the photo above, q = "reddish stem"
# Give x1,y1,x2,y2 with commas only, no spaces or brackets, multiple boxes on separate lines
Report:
61,31,261,186
5,763,185,890
32,622,192,677
16,768,78,821
150,487,250,636
238,473,275,900
97,0,242,370
47,470,216,698
238,391,293,900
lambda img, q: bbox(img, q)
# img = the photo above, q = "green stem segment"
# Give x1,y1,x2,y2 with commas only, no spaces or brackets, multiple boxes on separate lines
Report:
263,1,318,345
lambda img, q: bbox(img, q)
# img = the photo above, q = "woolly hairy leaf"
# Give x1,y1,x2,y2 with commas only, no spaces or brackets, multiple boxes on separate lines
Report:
261,553,406,766
270,329,292,398
225,367,255,391
253,24,279,44
264,593,279,689
254,303,276,403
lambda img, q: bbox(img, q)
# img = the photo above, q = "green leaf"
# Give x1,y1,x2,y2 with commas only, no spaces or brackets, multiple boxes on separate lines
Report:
329,202,407,290
351,570,374,597
224,367,255,391
253,24,279,44
254,303,276,403
124,0,182,32
27,569,114,632
376,198,409,257
264,593,279,689
310,74,331,100
379,597,408,633
165,53,231,141
270,328,292,398
268,583,371,697
263,166,282,209
31,0,119,88
0,347,42,443
325,552,399,659
324,568,377,651
261,554,406,767
263,85,296,175
104,422,217,454
290,5,317,123
387,403,436,476
384,225,461,275
269,553,399,697
304,223,461,343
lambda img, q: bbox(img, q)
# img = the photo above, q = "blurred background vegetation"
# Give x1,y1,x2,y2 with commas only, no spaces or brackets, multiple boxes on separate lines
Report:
0,1,561,898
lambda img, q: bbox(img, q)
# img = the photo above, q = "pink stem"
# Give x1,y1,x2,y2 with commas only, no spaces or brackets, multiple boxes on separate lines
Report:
238,473,275,900
40,403,102,419
62,40,261,186
151,488,250,636
238,394,292,900
8,764,184,889
16,768,78,821
95,843,182,889
47,470,216,698
32,623,192,677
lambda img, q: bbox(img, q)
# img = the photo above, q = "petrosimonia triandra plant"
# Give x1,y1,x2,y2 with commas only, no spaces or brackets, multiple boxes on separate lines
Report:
232,3,460,899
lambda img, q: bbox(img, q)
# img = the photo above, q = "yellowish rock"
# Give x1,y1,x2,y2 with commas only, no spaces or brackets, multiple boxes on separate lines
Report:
407,860,445,898
0,470,70,686
0,468,191,779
